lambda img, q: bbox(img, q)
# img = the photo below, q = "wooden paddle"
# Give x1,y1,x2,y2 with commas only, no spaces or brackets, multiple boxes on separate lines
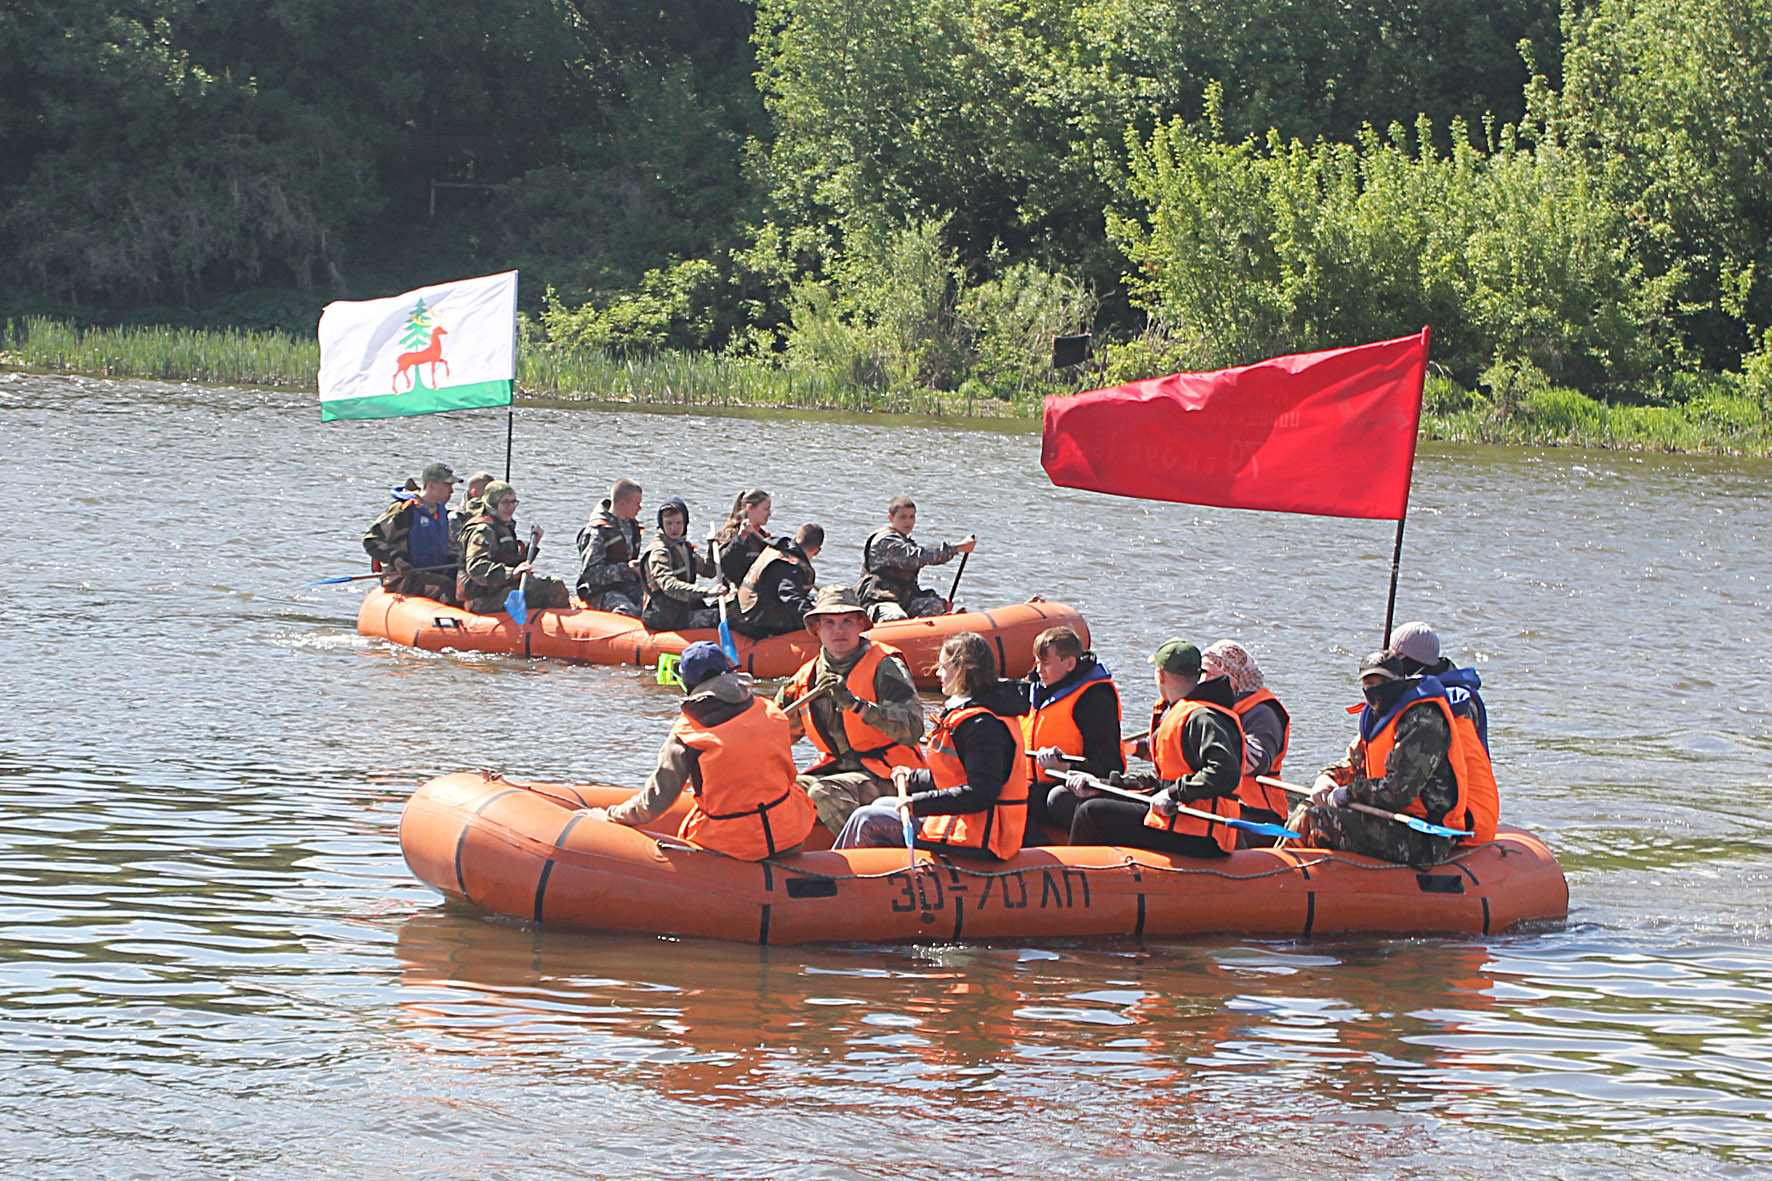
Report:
1256,775,1473,839
779,682,834,714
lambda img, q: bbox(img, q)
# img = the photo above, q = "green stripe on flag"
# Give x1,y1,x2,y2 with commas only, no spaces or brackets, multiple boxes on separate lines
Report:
320,379,513,421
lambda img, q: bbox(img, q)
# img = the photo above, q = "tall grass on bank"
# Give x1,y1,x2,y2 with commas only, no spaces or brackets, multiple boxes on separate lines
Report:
4,317,1767,451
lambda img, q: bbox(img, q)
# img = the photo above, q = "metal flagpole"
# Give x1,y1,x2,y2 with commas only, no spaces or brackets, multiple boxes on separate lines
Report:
505,272,519,482
504,405,513,482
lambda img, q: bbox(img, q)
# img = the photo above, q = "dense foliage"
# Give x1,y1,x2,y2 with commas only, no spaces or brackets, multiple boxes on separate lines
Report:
3,0,1769,413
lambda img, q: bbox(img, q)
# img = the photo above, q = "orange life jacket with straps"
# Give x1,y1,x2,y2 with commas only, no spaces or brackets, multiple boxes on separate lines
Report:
1231,688,1291,815
1361,695,1499,845
673,697,816,860
1020,664,1121,787
788,642,926,779
918,704,1029,860
1142,697,1243,853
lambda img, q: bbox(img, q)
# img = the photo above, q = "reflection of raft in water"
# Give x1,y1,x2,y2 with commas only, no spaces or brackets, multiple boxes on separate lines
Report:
402,773,1569,945
357,588,1086,687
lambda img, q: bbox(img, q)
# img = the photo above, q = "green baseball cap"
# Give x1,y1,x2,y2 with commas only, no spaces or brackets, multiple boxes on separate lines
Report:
1148,638,1202,676
420,462,460,485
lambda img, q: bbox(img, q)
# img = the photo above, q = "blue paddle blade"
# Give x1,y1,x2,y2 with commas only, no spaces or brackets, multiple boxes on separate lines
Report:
1227,818,1303,840
1396,814,1473,838
305,574,359,586
901,813,917,853
504,586,528,626
718,617,739,661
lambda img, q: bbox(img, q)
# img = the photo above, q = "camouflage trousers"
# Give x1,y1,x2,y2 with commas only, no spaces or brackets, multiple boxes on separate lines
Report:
1292,803,1457,866
867,591,947,623
798,770,895,837
463,575,571,616
387,569,459,604
585,588,641,617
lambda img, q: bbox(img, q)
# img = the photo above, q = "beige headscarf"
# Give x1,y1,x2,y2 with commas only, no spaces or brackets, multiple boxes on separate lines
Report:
1202,639,1264,697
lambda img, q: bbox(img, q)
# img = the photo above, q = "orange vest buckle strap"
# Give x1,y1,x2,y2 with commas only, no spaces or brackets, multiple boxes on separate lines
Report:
673,698,817,860
1142,697,1243,854
1360,695,1498,845
917,704,1030,860
1231,687,1291,815
790,642,925,779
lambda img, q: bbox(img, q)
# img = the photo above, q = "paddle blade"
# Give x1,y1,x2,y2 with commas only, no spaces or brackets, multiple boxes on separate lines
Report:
1228,818,1303,840
901,813,917,854
656,653,683,688
1397,814,1473,838
305,574,359,586
504,587,528,626
718,617,739,661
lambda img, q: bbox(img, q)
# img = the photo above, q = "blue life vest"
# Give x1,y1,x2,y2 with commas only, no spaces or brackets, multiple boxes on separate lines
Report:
407,501,452,569
1435,665,1489,752
1026,658,1113,712
1359,675,1450,744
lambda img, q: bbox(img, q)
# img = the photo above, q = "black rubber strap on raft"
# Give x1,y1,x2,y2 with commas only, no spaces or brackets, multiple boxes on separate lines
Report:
453,787,521,901
757,904,771,945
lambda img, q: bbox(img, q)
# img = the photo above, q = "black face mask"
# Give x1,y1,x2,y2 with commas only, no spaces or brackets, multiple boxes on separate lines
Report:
1364,678,1411,712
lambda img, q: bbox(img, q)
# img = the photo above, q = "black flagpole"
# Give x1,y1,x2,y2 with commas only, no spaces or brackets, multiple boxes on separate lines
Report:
504,403,513,482
1382,514,1407,648
1382,325,1431,649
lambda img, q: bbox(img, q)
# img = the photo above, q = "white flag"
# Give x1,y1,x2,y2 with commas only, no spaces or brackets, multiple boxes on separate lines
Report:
318,271,517,421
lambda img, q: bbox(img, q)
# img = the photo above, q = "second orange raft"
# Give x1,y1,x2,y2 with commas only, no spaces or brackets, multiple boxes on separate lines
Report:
357,588,1087,686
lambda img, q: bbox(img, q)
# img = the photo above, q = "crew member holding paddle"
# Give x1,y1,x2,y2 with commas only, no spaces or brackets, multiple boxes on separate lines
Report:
362,461,460,602
1294,650,1498,865
855,495,975,621
457,481,571,615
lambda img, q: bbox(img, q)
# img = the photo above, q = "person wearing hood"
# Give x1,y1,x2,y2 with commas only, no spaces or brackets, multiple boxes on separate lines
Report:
729,523,823,639
779,587,926,836
640,497,720,632
1201,639,1292,832
576,478,646,615
833,631,1030,859
579,641,817,860
1055,639,1244,856
363,461,460,602
1297,650,1498,865
449,470,496,549
456,481,571,614
1391,621,1490,752
1019,626,1124,840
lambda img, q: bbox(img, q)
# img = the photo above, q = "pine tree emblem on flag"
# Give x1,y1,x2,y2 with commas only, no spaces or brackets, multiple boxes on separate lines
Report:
317,271,517,421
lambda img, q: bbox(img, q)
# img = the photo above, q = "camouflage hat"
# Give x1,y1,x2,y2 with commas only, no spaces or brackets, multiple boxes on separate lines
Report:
480,480,515,512
1148,638,1201,677
420,462,460,485
802,585,870,633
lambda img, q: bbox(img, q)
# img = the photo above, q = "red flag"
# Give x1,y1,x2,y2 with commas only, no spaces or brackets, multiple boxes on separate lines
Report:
1041,329,1429,520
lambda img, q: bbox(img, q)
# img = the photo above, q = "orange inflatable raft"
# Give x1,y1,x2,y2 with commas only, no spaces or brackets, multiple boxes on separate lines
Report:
357,588,1087,686
401,773,1569,945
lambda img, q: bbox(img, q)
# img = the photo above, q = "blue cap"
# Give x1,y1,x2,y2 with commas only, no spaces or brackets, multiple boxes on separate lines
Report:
678,641,736,689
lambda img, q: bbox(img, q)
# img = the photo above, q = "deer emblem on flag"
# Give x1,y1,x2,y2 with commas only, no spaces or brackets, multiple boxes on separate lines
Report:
391,299,451,393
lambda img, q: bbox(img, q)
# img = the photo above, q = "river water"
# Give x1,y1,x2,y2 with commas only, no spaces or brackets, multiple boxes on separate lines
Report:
2,371,1770,1177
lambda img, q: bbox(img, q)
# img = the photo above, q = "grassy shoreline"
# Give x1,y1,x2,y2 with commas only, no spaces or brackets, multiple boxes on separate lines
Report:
4,317,1767,454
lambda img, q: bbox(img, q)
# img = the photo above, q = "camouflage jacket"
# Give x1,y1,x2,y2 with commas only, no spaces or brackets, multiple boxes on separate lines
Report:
857,525,955,603
640,534,715,631
364,494,454,570
1321,701,1459,821
460,516,527,595
576,502,644,599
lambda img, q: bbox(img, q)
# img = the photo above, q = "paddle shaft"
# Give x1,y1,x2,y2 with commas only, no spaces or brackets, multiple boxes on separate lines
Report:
1256,775,1469,836
946,549,970,605
316,562,458,586
779,682,833,714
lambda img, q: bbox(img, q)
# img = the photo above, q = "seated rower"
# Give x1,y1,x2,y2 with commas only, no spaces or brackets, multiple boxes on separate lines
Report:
1391,620,1490,752
778,587,925,836
456,481,572,615
640,497,721,632
834,632,1029,859
1201,639,1291,834
576,477,645,616
855,495,976,622
581,642,816,860
449,470,495,549
1295,650,1499,866
362,461,460,602
1056,639,1242,857
730,524,822,640
1020,626,1124,841
712,488,773,586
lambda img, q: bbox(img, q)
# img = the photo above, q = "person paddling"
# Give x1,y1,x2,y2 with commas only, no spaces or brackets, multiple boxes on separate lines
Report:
855,495,975,621
1020,625,1124,842
712,488,773,586
583,641,817,860
1201,639,1292,836
362,461,460,602
457,481,571,615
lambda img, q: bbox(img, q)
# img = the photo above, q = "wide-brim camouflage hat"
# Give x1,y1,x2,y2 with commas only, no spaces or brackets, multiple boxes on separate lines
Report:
803,585,870,633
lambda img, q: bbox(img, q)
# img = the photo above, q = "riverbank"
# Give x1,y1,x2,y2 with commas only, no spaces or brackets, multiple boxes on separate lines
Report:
6,317,1767,453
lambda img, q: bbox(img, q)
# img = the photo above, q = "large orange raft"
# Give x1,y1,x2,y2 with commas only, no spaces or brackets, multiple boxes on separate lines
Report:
402,773,1569,945
357,588,1086,686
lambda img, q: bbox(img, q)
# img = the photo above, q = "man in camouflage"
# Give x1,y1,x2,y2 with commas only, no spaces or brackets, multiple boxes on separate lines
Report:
639,496,720,632
777,587,926,835
576,477,645,616
362,461,460,602
458,480,572,615
1295,650,1460,866
450,470,496,549
854,495,976,622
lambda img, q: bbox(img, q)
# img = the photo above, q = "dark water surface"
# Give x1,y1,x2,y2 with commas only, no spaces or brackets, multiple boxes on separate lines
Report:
2,372,1770,1178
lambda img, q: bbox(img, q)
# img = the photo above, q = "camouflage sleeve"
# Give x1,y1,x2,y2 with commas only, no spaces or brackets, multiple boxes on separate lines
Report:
576,524,629,590
1347,706,1452,813
607,734,695,826
363,502,410,567
644,543,704,602
1318,736,1363,786
462,524,516,589
868,531,954,573
854,653,925,746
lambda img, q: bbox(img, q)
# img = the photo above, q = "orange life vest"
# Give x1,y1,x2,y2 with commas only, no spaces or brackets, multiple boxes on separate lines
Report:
1020,666,1121,786
1231,687,1291,815
788,642,926,778
1142,697,1243,853
1361,696,1499,845
918,704,1029,859
673,697,816,860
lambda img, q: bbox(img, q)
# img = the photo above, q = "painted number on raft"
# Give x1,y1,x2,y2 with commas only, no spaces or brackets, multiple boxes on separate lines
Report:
888,868,1092,913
